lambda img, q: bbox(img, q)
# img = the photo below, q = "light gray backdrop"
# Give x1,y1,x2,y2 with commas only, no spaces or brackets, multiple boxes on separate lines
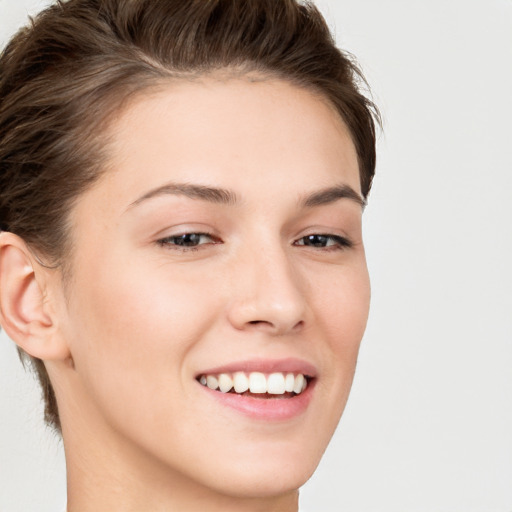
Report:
1,1,511,511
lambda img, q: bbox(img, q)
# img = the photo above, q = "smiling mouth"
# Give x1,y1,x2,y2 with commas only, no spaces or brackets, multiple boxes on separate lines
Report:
197,371,311,399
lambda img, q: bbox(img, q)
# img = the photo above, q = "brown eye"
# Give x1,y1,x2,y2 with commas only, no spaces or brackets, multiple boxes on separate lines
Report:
158,233,216,248
295,234,352,249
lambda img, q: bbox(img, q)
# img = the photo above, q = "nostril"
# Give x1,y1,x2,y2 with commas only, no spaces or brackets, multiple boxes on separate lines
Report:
248,320,277,329
245,319,304,336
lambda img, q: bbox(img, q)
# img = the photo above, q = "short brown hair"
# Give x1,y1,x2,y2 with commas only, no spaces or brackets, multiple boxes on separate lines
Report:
0,0,379,432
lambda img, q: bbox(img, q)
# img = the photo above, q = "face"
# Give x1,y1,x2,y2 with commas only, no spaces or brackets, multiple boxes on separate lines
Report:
54,78,370,499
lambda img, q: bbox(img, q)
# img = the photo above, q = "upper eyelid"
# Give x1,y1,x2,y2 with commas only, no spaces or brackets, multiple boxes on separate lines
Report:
154,226,217,240
294,234,352,246
294,231,352,242
155,232,352,250
151,222,353,243
157,232,216,242
155,229,351,239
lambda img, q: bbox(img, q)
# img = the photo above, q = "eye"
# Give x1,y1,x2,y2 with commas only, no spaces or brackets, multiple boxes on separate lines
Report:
157,232,217,250
295,234,352,250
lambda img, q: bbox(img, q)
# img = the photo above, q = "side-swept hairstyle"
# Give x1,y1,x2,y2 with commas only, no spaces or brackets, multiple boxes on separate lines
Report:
0,0,379,431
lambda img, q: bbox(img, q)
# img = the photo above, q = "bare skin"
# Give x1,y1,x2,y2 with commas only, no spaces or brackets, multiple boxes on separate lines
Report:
0,77,370,511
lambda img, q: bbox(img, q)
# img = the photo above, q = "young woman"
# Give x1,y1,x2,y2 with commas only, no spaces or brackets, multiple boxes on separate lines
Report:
0,0,379,510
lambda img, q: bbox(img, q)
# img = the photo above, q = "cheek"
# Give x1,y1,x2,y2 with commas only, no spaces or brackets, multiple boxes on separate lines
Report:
59,256,229,469
64,255,220,404
317,260,370,343
313,261,370,392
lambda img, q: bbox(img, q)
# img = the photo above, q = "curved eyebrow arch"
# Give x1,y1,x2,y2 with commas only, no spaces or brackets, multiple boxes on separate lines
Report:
126,181,365,211
300,184,366,209
127,182,238,210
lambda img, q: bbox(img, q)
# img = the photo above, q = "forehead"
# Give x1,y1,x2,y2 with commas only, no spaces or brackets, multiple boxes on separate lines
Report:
79,77,360,217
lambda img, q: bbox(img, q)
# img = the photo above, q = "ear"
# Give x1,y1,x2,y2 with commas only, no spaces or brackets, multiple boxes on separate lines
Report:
0,232,70,361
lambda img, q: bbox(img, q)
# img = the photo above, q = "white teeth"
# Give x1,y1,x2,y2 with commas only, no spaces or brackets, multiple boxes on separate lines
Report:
267,373,286,394
233,372,249,393
206,375,218,390
249,372,267,393
218,373,233,393
285,373,295,392
199,371,310,396
293,374,305,394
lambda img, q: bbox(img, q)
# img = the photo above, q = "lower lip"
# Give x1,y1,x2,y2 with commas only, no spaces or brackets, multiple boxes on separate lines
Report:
200,380,315,421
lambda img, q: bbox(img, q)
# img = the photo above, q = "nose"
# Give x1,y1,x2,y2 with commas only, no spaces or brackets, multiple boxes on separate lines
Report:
226,244,307,336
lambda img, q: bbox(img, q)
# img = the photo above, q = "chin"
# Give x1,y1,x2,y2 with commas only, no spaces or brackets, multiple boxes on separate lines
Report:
206,462,315,499
182,437,326,499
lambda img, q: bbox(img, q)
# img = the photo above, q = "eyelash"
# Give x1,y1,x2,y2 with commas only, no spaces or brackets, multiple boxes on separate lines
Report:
294,234,353,251
156,233,218,252
156,232,353,252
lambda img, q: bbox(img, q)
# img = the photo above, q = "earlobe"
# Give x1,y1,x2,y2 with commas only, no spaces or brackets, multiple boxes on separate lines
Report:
0,232,70,361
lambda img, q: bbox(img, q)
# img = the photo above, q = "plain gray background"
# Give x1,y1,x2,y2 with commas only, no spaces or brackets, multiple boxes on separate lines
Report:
1,0,511,511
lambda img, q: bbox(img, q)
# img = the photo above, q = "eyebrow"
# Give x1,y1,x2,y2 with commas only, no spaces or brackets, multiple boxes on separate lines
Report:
127,182,238,209
300,184,366,209
127,181,365,210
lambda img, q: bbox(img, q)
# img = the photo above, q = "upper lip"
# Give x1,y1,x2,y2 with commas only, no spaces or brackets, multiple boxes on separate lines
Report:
196,358,317,378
